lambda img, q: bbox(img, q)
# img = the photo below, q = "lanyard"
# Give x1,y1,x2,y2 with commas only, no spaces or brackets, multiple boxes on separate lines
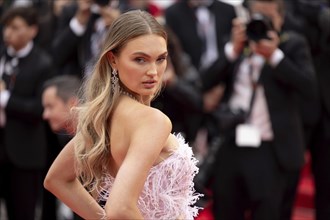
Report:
245,56,260,122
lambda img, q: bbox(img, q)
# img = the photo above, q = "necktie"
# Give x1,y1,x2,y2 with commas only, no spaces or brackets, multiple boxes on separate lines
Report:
1,54,18,91
196,6,209,54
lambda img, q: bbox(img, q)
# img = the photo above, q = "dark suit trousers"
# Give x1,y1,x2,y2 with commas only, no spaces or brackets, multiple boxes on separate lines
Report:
0,129,42,220
0,163,41,220
310,111,330,220
212,141,284,220
279,169,300,220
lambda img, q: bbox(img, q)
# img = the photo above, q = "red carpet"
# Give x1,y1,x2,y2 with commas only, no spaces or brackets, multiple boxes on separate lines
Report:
196,154,315,220
292,154,315,220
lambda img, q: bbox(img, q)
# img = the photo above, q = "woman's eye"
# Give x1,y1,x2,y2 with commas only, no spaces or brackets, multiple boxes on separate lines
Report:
157,57,167,63
135,58,146,63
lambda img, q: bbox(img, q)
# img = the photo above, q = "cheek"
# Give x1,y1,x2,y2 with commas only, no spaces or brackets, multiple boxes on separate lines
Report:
119,64,143,82
48,110,59,120
19,32,30,43
52,112,68,128
52,106,66,120
8,32,24,46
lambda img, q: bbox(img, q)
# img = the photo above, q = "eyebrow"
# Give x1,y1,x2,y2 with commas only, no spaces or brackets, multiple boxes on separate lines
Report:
132,51,168,58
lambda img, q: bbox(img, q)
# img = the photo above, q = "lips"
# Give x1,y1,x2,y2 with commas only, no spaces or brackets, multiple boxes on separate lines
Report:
142,80,157,89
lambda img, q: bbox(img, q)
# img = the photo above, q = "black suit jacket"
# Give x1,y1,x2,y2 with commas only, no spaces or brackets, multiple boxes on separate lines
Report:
165,0,236,70
52,3,100,78
164,0,237,142
1,45,54,169
202,31,318,171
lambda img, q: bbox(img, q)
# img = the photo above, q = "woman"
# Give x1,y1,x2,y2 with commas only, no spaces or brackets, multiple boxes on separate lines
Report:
44,10,202,220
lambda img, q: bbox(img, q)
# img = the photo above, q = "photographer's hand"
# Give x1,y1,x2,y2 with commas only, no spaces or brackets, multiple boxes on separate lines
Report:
250,30,280,59
231,18,248,56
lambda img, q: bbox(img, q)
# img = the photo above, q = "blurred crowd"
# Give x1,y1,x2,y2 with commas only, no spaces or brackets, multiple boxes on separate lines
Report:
0,0,329,220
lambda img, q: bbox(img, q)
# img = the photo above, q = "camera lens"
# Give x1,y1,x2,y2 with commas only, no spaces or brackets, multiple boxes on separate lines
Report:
246,13,273,42
94,0,110,6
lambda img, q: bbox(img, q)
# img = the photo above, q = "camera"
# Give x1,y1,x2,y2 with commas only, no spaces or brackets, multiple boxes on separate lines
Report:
94,0,111,6
246,13,274,42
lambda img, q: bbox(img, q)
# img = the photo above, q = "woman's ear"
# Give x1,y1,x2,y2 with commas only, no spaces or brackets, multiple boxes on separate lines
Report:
107,51,117,68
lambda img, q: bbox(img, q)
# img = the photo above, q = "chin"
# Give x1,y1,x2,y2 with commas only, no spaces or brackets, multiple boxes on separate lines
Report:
50,124,61,133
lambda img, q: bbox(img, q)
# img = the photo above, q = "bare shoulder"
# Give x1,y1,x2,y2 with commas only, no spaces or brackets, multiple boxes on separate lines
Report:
113,100,172,138
116,102,172,158
133,104,172,133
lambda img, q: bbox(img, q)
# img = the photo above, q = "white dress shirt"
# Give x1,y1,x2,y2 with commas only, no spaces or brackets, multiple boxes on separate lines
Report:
0,42,33,127
195,5,219,71
225,42,284,141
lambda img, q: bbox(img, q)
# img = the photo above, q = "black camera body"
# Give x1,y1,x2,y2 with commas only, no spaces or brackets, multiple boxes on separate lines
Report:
246,13,274,42
94,0,111,6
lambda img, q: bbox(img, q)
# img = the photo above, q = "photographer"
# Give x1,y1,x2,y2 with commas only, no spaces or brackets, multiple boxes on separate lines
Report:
200,0,317,219
51,0,120,78
274,1,330,219
295,1,330,220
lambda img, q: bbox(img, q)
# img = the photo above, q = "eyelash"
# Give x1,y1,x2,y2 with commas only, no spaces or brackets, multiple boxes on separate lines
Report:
135,58,146,63
134,57,167,64
158,57,167,63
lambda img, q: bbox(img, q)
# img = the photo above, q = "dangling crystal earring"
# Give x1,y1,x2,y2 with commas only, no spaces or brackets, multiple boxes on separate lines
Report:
111,69,118,92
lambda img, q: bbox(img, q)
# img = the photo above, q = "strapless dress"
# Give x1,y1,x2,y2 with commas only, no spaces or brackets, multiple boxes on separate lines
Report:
97,133,203,219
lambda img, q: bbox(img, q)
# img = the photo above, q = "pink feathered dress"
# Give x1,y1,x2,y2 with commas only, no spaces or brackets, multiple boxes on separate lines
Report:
97,133,203,219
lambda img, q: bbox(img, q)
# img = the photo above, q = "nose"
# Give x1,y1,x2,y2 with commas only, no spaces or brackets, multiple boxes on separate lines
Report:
42,109,49,120
147,63,157,76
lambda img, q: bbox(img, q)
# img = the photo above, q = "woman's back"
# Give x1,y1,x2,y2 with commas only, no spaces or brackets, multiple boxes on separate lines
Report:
98,133,202,219
108,95,176,176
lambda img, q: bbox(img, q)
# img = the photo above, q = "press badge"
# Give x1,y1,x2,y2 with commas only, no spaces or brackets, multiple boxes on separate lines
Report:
235,124,261,147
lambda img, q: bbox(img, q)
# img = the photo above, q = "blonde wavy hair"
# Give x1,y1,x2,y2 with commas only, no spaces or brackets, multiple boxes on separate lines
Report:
74,10,168,192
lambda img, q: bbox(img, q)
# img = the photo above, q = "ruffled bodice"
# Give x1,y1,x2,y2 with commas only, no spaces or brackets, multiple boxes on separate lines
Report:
97,133,203,219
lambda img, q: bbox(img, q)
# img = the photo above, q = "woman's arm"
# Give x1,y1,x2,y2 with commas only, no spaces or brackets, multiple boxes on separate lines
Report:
104,108,172,219
44,137,106,219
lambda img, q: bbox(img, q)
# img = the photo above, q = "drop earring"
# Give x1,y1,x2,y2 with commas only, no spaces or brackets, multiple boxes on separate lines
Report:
111,69,118,92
